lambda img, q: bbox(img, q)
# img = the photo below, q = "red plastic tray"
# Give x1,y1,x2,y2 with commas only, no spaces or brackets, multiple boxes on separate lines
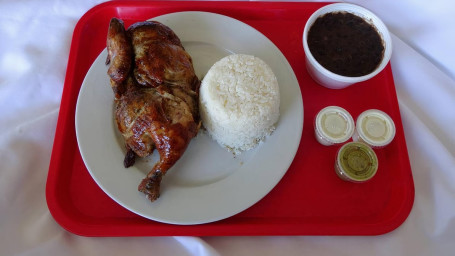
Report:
46,1,414,236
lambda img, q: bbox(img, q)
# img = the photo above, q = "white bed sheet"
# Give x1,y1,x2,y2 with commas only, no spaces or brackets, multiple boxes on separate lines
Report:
1,0,454,255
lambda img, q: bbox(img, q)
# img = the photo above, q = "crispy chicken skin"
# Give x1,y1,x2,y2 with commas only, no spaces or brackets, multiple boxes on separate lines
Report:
106,18,200,201
106,18,132,98
128,21,198,90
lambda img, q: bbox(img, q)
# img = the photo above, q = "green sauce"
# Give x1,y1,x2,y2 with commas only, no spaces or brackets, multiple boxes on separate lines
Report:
336,142,378,182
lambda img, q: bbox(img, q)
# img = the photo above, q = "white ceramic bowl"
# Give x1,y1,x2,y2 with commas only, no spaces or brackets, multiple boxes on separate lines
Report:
303,3,392,89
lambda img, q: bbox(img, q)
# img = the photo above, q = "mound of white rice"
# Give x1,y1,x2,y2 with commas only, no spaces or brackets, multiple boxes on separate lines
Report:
199,54,280,154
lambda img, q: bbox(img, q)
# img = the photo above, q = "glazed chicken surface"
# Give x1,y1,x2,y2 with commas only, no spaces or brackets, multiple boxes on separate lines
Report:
106,18,200,202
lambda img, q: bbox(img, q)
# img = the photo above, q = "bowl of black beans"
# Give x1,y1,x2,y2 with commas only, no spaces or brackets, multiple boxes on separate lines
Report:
303,3,392,89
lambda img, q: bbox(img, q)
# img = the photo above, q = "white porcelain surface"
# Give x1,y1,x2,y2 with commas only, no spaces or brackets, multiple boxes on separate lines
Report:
75,11,303,225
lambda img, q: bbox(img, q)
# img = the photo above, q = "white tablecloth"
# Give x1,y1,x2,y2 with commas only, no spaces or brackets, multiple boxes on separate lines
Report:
1,0,454,255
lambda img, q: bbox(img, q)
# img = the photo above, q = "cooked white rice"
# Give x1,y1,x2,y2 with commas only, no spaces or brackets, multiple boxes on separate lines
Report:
199,54,280,154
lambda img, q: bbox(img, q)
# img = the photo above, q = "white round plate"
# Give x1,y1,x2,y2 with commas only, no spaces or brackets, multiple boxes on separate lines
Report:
75,11,303,225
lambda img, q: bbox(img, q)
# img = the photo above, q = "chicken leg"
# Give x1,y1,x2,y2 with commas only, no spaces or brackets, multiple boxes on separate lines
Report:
106,17,200,201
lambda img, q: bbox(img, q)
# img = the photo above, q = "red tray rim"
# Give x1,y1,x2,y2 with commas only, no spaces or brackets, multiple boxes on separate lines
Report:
46,0,415,237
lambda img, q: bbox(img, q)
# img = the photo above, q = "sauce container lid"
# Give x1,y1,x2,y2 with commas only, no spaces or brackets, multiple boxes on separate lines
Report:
335,142,378,182
315,106,355,145
356,109,396,147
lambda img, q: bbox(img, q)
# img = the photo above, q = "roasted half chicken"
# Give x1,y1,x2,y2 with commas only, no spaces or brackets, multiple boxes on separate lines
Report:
106,18,200,201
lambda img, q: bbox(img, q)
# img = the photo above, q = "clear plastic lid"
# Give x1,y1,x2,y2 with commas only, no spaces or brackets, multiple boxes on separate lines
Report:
355,109,396,148
315,106,355,145
335,142,378,182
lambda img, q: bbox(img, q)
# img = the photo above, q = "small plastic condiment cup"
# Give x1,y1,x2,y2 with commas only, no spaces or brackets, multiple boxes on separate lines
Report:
314,106,355,146
302,3,392,89
335,142,378,183
353,109,396,148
